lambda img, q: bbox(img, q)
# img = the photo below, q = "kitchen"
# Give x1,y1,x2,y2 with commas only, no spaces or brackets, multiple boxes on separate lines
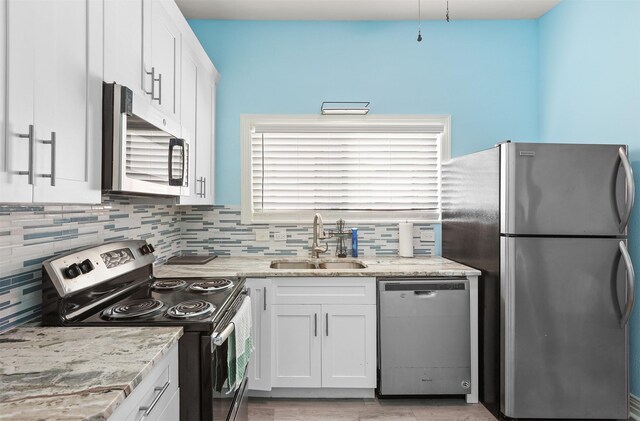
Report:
1,0,639,420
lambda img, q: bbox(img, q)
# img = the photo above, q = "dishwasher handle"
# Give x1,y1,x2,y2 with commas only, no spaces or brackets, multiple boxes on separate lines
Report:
382,281,468,292
414,290,437,297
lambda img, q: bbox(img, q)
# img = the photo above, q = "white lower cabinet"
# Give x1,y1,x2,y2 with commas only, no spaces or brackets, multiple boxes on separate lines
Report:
266,277,377,391
321,304,377,388
109,342,179,421
246,278,272,391
272,304,322,388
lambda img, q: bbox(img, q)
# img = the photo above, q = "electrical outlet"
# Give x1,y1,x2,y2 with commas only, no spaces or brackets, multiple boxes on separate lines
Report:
274,229,287,241
255,229,270,242
420,230,435,241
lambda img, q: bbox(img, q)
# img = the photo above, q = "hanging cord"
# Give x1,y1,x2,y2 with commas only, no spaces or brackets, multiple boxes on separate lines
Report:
446,0,450,22
417,0,423,42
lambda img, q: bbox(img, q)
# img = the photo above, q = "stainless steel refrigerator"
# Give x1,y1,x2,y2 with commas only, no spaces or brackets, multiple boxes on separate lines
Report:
442,142,635,419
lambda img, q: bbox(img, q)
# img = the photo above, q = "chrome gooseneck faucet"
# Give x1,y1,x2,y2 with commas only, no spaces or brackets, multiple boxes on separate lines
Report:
311,213,329,258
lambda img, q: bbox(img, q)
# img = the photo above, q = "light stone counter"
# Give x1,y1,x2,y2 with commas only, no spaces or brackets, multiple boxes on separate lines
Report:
0,326,183,421
154,255,481,278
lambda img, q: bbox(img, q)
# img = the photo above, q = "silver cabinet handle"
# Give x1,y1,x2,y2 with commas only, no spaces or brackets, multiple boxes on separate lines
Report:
196,177,205,198
145,67,161,103
619,241,635,327
263,287,267,311
618,147,635,233
314,313,317,337
40,132,56,186
203,176,206,199
139,380,170,418
17,125,35,185
144,67,156,97
325,313,329,336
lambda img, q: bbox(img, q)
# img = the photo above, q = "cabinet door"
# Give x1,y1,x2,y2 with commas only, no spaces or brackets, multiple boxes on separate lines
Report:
195,68,215,203
322,305,377,388
149,0,181,119
176,45,198,204
0,0,7,201
31,0,101,204
2,0,36,203
104,0,147,98
246,279,272,391
272,305,321,388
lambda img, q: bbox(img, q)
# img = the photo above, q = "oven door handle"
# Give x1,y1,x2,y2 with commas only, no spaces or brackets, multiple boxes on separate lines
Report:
212,321,236,346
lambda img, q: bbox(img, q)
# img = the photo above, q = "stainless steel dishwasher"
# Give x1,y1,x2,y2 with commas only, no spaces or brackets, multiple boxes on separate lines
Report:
378,277,471,396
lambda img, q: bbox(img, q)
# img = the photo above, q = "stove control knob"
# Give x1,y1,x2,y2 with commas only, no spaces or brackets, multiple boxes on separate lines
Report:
79,259,94,274
65,263,82,279
140,244,155,255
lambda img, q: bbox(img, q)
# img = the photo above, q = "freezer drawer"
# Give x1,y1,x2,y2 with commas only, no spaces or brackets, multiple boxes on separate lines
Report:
501,237,630,419
378,278,471,396
500,143,632,236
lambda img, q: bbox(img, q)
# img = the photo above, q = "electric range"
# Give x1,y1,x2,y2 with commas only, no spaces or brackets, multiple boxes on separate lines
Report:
41,240,249,421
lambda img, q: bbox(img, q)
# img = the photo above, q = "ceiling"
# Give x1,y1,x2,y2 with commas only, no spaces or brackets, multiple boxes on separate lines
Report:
175,0,562,21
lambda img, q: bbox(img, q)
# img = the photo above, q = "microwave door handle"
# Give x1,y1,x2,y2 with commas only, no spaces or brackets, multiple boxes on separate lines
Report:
168,138,185,186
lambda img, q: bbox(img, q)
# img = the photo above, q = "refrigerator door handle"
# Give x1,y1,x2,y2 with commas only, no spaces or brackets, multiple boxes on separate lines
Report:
619,241,635,327
618,147,635,233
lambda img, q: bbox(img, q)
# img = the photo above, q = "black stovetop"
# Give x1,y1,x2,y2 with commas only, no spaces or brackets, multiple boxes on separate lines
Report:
77,277,245,332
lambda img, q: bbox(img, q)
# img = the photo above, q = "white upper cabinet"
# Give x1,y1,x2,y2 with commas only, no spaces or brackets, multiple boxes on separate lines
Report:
105,0,183,122
178,58,216,205
104,0,146,98
0,0,8,201
177,45,198,203
1,0,102,204
196,69,216,203
177,43,217,205
145,0,181,120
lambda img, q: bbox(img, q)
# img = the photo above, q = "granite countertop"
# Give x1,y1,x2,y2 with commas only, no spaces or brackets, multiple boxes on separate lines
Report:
0,326,183,421
154,255,481,278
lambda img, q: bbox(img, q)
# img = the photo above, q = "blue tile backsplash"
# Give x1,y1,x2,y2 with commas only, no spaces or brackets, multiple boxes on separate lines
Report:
1,200,435,333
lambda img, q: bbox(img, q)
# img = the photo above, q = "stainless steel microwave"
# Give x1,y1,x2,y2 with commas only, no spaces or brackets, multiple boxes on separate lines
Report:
102,83,189,197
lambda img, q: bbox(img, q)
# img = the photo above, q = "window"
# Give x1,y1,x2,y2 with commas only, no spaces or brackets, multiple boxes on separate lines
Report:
241,115,450,224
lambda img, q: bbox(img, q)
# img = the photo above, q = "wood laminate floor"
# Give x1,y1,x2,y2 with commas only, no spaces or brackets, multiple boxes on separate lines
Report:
248,397,497,421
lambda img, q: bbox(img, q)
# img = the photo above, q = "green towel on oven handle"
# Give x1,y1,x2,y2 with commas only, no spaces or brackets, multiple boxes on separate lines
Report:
227,296,252,392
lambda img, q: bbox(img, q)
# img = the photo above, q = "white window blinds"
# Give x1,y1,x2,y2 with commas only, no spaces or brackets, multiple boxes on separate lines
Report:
244,118,448,223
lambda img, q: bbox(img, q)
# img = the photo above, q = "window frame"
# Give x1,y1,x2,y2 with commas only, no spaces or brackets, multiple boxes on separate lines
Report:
240,114,451,225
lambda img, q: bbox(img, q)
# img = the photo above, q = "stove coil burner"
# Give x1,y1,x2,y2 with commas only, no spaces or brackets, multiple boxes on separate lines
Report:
151,279,187,291
166,300,216,319
101,299,164,320
188,279,234,293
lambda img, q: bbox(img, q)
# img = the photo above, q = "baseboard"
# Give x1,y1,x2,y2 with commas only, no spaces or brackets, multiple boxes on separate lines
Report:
248,388,375,399
630,394,640,421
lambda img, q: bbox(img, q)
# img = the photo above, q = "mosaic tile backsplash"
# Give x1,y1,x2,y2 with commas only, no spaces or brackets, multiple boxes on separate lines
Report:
0,196,183,333
1,201,435,333
182,205,436,257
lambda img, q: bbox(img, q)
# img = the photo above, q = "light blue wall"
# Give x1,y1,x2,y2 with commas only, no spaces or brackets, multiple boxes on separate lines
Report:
189,20,539,204
538,0,640,395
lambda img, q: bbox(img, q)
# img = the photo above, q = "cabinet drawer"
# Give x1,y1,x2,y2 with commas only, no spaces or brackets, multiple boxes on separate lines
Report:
109,342,179,421
271,277,376,305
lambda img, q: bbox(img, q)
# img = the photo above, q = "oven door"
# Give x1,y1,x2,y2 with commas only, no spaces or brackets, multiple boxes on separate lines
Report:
201,295,251,421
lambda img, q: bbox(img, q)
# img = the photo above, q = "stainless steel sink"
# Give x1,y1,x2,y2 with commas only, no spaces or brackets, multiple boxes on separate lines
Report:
318,261,367,269
269,259,366,270
269,261,318,269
